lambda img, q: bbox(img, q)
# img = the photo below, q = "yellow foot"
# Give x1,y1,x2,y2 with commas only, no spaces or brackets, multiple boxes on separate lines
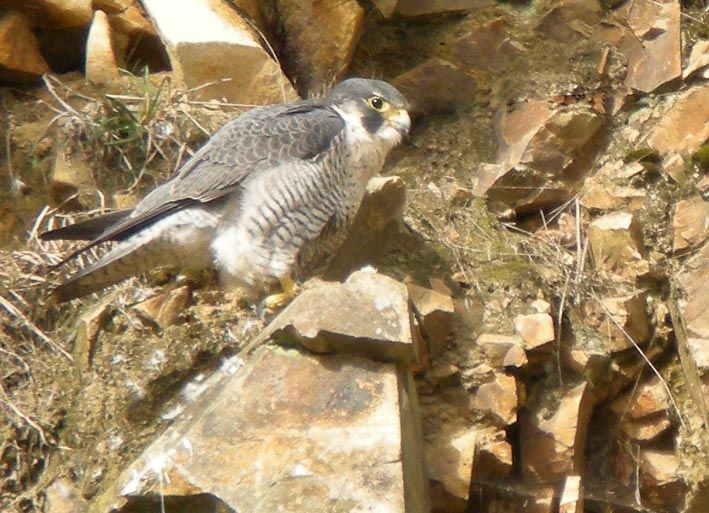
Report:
262,276,301,311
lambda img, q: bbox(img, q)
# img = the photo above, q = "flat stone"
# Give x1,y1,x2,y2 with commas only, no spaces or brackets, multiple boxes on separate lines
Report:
133,286,191,328
587,211,650,281
371,0,398,17
425,429,477,506
469,371,518,425
85,10,121,84
615,0,681,93
580,161,648,211
269,269,419,364
521,381,593,482
74,295,115,372
620,415,672,442
480,101,603,212
647,85,709,156
50,147,97,209
611,376,670,419
0,11,50,84
407,283,456,359
16,0,93,29
559,475,583,513
474,434,513,479
277,0,364,95
514,313,555,350
393,58,477,115
102,345,428,513
141,0,297,104
453,17,520,72
597,294,652,352
672,196,709,252
683,40,709,79
476,333,528,369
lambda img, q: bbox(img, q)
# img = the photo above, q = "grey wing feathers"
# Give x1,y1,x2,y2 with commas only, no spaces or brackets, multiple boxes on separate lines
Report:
44,102,345,260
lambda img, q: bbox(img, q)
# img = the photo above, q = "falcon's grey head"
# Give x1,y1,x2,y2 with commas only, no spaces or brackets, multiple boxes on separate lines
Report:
326,78,411,151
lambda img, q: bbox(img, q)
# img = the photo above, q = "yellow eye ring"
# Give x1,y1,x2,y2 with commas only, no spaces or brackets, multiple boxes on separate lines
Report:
368,96,389,112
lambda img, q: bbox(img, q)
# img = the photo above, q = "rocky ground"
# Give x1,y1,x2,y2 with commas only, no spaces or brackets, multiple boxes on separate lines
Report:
2,0,709,512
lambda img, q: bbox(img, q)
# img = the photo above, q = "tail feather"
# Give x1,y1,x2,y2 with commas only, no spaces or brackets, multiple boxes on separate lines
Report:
40,210,132,241
51,238,180,303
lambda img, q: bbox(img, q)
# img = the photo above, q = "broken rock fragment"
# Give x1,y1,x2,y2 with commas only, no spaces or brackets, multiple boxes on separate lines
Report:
101,345,428,513
269,269,419,364
393,58,477,115
277,0,364,96
0,10,50,84
647,85,709,157
587,211,649,281
469,371,518,425
672,196,709,253
141,0,296,103
85,10,121,84
521,381,593,482
476,101,603,212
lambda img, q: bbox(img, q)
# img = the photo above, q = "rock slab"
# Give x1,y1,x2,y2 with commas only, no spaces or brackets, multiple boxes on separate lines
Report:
100,345,428,513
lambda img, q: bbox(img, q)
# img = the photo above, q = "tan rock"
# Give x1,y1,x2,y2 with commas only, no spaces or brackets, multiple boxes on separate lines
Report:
683,40,709,79
133,286,191,328
479,101,603,212
15,0,93,29
597,294,652,352
611,376,670,419
268,269,419,365
688,337,709,372
44,476,88,513
141,0,297,104
102,345,429,513
393,58,477,115
453,17,520,72
580,160,648,211
640,449,687,511
474,435,512,479
50,147,97,209
587,211,649,281
672,196,709,252
407,283,456,359
558,475,583,513
395,0,491,16
0,11,50,84
514,313,555,350
371,0,398,17
678,243,709,341
615,0,681,93
470,372,517,425
535,0,601,42
85,10,121,84
476,333,528,368
74,295,115,371
425,429,477,508
647,85,709,156
277,0,364,95
521,381,593,482
620,414,672,441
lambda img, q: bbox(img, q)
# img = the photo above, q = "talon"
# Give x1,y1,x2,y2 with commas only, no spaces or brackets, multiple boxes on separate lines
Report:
263,275,300,310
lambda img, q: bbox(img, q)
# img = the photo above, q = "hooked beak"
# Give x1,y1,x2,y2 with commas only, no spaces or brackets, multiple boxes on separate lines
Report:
384,108,411,135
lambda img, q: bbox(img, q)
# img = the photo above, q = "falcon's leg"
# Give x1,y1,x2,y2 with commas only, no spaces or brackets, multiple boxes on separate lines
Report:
262,275,301,310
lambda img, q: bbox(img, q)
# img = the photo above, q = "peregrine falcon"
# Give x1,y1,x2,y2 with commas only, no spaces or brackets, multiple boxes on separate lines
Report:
41,78,411,304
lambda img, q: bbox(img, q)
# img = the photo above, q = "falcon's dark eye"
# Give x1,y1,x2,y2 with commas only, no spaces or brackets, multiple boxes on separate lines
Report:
367,96,389,112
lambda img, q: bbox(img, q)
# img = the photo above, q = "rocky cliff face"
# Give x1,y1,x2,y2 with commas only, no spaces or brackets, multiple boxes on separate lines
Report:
2,1,709,513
